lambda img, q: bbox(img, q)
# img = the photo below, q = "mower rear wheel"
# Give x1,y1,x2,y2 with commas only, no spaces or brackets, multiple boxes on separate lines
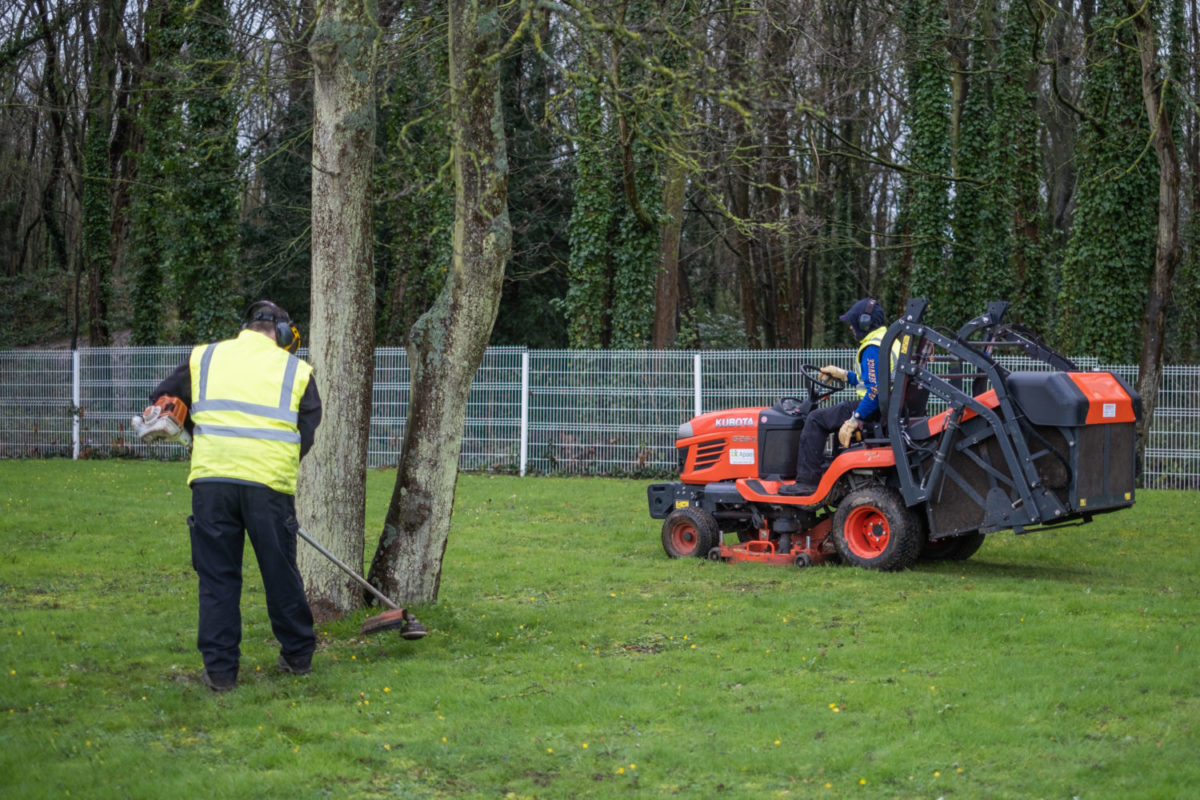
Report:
832,486,922,571
662,507,720,559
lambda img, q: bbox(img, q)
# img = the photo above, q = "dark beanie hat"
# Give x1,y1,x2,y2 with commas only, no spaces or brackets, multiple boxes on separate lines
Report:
840,298,885,337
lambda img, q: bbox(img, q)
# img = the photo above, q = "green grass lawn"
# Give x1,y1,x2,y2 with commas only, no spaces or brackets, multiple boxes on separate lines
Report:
1,460,1197,798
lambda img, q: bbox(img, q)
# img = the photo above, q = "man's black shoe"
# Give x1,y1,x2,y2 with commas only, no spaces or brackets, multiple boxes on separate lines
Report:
779,482,817,497
277,654,312,675
201,670,237,692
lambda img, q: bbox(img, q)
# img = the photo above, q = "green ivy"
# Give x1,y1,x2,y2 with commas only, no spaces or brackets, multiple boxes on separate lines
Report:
900,0,951,324
994,2,1048,330
167,0,240,343
1058,2,1158,363
564,83,616,349
128,0,183,345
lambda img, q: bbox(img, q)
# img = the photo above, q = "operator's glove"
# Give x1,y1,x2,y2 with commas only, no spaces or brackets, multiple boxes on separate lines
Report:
838,415,862,448
819,365,848,385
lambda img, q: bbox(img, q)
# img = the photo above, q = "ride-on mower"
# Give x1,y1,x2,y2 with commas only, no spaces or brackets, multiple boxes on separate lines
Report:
647,300,1142,571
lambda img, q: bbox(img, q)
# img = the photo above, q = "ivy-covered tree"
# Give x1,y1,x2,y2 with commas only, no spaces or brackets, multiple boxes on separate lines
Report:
947,12,1005,327
128,0,182,345
946,1,1047,328
897,0,951,324
1057,1,1158,363
563,83,617,348
80,0,125,345
168,0,240,342
994,0,1047,330
562,1,664,349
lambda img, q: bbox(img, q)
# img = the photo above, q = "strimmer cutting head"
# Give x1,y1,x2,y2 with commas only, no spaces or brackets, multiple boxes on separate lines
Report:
361,608,428,639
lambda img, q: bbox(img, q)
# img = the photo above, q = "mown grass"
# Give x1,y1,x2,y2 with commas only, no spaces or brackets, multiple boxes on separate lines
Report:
1,460,1197,799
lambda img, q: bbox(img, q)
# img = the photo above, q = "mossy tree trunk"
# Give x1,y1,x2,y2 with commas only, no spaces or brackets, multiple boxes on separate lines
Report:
1124,0,1182,467
296,0,379,615
366,0,511,604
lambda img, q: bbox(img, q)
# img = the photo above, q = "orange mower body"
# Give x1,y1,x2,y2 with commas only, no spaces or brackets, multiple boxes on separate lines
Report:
648,300,1142,571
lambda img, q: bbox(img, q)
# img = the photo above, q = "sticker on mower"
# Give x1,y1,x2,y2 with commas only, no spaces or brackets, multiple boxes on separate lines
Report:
675,500,690,509
728,448,755,465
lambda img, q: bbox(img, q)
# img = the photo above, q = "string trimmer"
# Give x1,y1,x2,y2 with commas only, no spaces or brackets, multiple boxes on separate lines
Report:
296,528,427,639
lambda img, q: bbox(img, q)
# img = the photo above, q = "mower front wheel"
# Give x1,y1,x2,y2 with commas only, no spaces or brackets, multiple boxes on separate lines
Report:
832,486,922,571
662,507,720,559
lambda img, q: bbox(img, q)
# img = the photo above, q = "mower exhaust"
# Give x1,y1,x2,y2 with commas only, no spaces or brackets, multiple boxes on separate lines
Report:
296,527,427,640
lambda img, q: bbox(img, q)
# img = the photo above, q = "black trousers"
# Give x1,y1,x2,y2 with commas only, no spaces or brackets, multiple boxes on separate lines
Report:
188,482,315,677
794,400,859,485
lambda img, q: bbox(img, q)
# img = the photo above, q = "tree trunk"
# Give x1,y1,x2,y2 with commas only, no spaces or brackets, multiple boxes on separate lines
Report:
652,153,686,348
296,0,379,616
725,7,760,348
1124,0,1182,469
83,0,123,346
367,0,511,605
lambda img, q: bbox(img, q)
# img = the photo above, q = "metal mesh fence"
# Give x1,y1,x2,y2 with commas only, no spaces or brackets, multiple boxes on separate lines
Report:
368,347,524,470
1,346,1196,489
0,350,75,458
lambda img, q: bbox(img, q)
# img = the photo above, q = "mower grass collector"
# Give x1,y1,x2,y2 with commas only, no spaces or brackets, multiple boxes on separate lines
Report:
648,299,1142,572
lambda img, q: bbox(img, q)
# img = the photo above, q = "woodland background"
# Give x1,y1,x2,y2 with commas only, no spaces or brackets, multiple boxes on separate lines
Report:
1,0,1198,363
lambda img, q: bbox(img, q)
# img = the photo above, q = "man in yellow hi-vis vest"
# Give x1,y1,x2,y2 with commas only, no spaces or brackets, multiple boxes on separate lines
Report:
781,298,890,496
148,301,321,691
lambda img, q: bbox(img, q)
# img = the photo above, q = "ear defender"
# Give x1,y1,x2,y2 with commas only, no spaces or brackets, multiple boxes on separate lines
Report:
279,323,299,353
858,298,878,332
244,301,298,352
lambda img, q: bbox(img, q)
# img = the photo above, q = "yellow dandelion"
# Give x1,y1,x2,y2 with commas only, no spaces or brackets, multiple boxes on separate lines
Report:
582,742,588,749
774,739,781,746
934,771,941,777
442,737,447,743
824,783,832,789
630,764,636,770
618,767,625,774
859,778,867,785
384,744,391,751
547,748,553,754
384,687,391,693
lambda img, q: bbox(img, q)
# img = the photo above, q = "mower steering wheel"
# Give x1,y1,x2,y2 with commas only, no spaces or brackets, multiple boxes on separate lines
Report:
799,364,846,404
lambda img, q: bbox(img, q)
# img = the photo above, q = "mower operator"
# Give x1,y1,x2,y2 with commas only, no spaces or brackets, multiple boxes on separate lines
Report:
781,298,889,496
148,300,321,692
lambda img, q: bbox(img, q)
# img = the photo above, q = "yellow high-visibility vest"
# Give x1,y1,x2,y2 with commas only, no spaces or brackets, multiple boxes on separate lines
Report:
854,326,900,399
187,329,313,495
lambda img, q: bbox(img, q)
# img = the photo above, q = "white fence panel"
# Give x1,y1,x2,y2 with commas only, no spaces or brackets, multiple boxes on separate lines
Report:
0,346,1196,490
